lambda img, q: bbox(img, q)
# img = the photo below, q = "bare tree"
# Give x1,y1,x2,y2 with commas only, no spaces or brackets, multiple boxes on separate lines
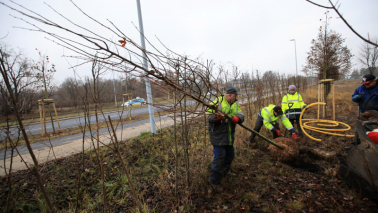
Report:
0,43,55,213
350,68,360,79
59,76,82,108
306,0,378,47
358,38,378,75
0,43,40,116
33,51,57,133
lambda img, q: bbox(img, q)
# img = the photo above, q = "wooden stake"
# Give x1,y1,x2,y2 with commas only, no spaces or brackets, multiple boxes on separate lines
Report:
317,82,320,120
42,100,47,136
129,104,131,120
122,96,125,120
52,102,62,133
322,83,325,118
332,81,335,120
39,101,43,136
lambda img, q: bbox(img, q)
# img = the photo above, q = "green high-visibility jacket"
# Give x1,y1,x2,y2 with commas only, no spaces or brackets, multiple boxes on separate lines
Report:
260,104,293,131
207,96,245,146
281,92,305,112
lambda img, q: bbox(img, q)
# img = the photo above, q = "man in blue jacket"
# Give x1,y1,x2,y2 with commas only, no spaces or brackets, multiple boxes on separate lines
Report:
207,87,244,192
345,74,378,150
352,74,378,113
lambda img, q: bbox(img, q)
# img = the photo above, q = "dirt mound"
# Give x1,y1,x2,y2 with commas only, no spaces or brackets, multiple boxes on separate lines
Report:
268,137,299,162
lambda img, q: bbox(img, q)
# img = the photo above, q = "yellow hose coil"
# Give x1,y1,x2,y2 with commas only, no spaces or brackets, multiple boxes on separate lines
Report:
299,102,355,141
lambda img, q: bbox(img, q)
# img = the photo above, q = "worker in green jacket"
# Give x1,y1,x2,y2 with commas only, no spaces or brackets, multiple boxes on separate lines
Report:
281,85,307,135
207,87,244,193
248,104,299,143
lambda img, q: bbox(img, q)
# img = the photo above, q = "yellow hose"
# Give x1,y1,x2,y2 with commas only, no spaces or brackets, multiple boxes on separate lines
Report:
299,102,354,141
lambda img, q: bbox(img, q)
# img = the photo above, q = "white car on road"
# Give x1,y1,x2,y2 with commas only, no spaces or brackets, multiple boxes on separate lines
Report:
121,97,146,107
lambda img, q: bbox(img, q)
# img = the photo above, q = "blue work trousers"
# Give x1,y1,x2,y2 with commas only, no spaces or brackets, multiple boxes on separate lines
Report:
290,119,303,134
210,145,234,184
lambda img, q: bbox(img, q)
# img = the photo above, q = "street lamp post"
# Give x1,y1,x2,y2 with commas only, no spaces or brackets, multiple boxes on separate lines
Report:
136,0,156,134
290,39,298,77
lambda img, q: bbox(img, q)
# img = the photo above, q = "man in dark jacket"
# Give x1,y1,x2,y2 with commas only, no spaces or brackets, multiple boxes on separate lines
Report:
207,87,244,192
352,74,378,113
345,74,378,150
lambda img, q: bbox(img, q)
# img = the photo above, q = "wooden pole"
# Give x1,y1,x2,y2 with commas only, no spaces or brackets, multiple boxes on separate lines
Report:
322,83,325,118
52,102,62,133
332,81,335,121
129,101,131,120
39,101,43,136
42,100,47,136
317,82,320,120
122,96,125,120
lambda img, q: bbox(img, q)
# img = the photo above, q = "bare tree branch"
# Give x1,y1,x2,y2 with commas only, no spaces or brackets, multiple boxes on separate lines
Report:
305,0,378,47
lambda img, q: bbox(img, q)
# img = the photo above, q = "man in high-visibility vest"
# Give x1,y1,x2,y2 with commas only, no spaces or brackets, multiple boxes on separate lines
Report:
248,104,299,143
207,87,244,193
281,85,307,136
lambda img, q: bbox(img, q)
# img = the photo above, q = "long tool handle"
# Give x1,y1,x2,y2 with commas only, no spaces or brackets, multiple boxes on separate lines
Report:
223,114,284,149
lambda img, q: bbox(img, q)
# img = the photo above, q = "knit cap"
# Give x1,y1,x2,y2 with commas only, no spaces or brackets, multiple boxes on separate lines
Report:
288,85,296,91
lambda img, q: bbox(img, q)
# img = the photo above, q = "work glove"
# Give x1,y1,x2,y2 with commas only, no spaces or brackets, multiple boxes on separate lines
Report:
231,116,240,124
292,133,299,140
367,132,378,144
216,113,225,121
352,95,362,103
275,129,281,137
302,105,307,109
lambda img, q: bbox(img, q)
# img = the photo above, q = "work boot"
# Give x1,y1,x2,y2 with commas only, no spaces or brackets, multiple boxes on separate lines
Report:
225,170,237,177
222,168,237,177
208,178,223,193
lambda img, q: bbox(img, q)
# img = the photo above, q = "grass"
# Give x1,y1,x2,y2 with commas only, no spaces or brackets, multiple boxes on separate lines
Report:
2,79,377,212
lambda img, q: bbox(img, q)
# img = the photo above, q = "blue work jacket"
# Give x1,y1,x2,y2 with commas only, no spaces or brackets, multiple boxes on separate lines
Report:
352,84,378,113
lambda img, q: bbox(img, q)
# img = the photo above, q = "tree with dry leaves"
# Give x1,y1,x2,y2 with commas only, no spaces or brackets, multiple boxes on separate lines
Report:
302,18,353,82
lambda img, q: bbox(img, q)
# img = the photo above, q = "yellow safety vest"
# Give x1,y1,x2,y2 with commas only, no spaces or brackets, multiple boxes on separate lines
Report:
260,104,293,131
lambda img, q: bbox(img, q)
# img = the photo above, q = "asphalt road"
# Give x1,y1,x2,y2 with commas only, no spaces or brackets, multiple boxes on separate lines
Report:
0,100,199,140
0,114,175,160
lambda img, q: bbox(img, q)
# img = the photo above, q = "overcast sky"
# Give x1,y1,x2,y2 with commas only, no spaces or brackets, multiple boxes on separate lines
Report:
1,0,377,85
